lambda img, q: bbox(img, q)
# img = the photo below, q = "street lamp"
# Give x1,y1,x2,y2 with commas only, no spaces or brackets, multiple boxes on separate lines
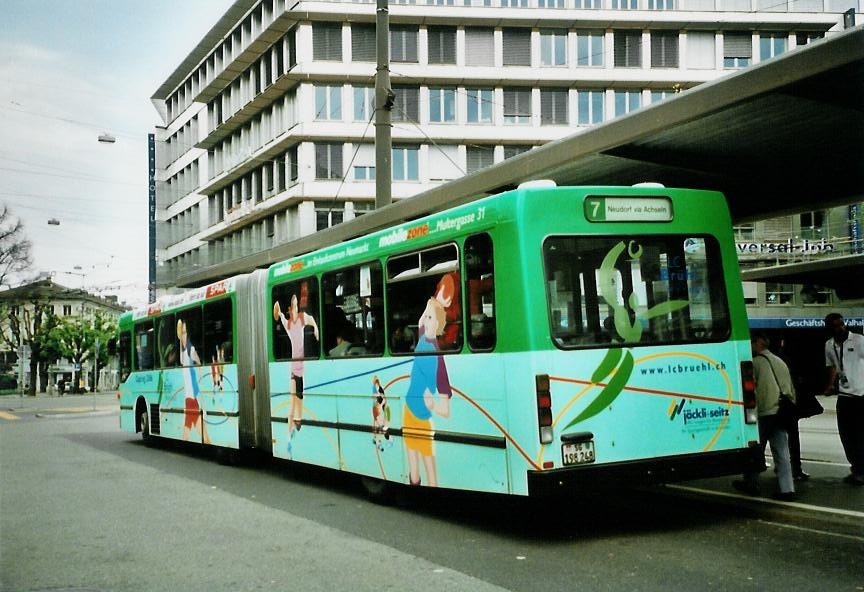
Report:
97,133,116,143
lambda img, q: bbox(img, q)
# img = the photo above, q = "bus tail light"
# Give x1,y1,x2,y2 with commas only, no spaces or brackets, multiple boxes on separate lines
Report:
536,374,553,444
741,361,758,424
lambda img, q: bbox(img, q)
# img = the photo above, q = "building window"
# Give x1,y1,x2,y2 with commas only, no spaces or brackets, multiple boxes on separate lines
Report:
539,0,566,6
540,30,568,66
390,25,419,63
314,85,342,120
576,31,604,66
466,88,493,123
502,29,531,67
651,90,675,103
352,24,376,62
313,23,342,62
724,32,751,68
766,283,794,306
315,143,343,179
760,33,787,61
577,89,604,125
734,224,755,241
467,145,494,174
687,31,715,70
614,31,642,68
540,88,568,125
354,165,376,180
612,0,637,8
316,208,344,231
392,86,420,122
429,88,456,123
800,211,825,240
465,28,495,67
501,0,529,6
63,305,73,316
503,88,531,124
648,0,675,7
651,32,679,68
353,86,375,122
427,26,456,64
796,32,824,47
614,91,642,116
503,145,532,159
574,0,601,7
427,0,456,5
392,146,419,181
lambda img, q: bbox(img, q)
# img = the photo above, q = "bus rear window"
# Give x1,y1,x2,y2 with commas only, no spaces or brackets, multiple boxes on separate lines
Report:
544,235,730,349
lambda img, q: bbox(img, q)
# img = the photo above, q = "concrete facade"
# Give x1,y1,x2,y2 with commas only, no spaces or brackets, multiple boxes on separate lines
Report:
151,0,853,292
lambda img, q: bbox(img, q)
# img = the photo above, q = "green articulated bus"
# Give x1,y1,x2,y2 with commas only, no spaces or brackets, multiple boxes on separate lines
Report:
118,185,763,497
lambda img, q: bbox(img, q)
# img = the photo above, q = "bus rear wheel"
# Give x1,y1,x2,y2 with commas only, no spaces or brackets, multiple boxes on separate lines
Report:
360,476,393,504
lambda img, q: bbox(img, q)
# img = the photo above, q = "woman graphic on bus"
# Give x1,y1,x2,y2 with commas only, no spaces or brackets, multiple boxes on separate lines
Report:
274,287,319,441
403,279,454,487
179,319,210,444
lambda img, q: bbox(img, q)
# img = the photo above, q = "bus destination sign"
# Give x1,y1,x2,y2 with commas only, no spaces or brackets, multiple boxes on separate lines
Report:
585,196,673,222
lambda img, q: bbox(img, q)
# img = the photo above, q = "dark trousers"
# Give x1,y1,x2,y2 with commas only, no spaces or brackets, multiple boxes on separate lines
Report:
837,395,864,476
786,420,803,473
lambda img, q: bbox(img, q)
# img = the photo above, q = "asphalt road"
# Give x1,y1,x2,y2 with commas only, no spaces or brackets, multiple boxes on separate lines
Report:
1,400,862,592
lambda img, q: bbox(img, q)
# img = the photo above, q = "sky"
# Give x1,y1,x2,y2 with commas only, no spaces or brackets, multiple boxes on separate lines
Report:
0,0,234,308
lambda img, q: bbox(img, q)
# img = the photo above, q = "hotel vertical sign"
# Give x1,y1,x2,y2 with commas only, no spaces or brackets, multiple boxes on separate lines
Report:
148,133,157,303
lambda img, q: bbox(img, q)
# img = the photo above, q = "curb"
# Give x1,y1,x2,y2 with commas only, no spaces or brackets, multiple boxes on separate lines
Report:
662,483,864,538
34,410,119,420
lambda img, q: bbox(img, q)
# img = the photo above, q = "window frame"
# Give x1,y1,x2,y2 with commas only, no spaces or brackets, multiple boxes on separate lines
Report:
321,260,386,359
386,242,464,356
271,276,322,362
542,233,732,351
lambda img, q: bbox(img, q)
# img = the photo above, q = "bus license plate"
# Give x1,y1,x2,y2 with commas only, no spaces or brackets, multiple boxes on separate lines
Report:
562,441,595,466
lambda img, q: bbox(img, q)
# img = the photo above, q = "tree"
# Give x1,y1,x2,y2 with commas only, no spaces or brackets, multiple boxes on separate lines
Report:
50,314,116,393
0,206,32,289
0,299,57,395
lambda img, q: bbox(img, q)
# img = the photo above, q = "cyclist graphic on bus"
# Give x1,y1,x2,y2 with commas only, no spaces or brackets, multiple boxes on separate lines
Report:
403,275,455,487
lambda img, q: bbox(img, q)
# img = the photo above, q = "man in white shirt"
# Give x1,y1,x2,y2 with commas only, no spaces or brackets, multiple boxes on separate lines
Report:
822,313,864,486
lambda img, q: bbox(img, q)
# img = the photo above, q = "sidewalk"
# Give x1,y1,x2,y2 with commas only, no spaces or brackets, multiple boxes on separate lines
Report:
672,397,863,532
1,390,118,417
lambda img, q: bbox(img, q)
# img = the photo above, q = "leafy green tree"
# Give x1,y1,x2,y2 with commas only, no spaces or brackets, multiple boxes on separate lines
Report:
0,299,58,395
51,314,116,393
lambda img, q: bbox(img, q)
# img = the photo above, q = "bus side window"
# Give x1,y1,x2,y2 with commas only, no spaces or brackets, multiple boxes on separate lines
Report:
156,314,177,368
322,263,384,358
387,243,462,354
134,321,155,371
119,331,132,382
177,307,204,367
203,298,233,364
465,233,496,352
272,277,321,361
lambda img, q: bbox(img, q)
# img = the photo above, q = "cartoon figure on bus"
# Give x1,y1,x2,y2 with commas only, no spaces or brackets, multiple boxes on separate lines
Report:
371,375,391,452
179,319,210,444
274,284,319,447
211,344,225,392
402,276,455,487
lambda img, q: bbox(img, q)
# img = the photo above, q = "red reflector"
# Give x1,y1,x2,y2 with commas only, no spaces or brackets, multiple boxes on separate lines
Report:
537,392,551,409
543,461,554,469
538,408,553,427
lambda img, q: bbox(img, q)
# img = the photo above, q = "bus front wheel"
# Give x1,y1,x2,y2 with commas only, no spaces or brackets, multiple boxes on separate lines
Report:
138,404,151,445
